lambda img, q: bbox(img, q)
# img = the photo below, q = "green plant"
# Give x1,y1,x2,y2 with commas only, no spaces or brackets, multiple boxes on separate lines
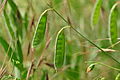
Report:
0,0,120,80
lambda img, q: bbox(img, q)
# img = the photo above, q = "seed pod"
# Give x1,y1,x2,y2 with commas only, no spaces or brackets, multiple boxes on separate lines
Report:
109,2,120,44
32,9,52,48
86,64,95,73
54,31,65,70
32,12,47,48
54,26,70,71
91,0,103,29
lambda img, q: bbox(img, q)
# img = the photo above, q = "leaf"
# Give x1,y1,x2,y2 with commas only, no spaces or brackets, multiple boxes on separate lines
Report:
109,2,119,44
7,0,22,25
3,10,15,39
115,73,120,80
10,11,23,40
24,11,29,32
7,0,22,19
32,9,49,48
54,26,70,70
7,0,18,12
1,75,14,80
0,36,17,60
8,0,23,39
0,36,23,70
91,0,103,29
16,39,23,63
21,69,27,79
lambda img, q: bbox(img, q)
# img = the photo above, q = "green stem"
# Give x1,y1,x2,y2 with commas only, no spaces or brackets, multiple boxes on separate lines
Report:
49,7,120,65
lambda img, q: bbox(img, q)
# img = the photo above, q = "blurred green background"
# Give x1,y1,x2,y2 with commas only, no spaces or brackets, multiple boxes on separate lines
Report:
0,0,120,80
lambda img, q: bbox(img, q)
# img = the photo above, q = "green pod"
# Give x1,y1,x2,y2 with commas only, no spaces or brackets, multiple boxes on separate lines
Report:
54,26,70,70
16,39,23,63
32,9,49,48
109,2,119,44
91,0,103,29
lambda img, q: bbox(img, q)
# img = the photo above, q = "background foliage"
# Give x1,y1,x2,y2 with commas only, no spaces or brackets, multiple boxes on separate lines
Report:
0,0,120,80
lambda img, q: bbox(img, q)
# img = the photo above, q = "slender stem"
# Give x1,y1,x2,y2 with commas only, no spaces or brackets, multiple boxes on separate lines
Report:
49,7,120,65
108,41,120,48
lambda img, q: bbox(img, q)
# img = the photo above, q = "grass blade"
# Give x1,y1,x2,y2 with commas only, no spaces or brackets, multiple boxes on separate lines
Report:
32,9,52,48
7,0,18,12
1,75,14,80
91,0,103,29
8,0,23,39
24,11,29,32
16,39,23,63
3,10,15,39
0,36,23,70
108,2,119,44
54,26,70,70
